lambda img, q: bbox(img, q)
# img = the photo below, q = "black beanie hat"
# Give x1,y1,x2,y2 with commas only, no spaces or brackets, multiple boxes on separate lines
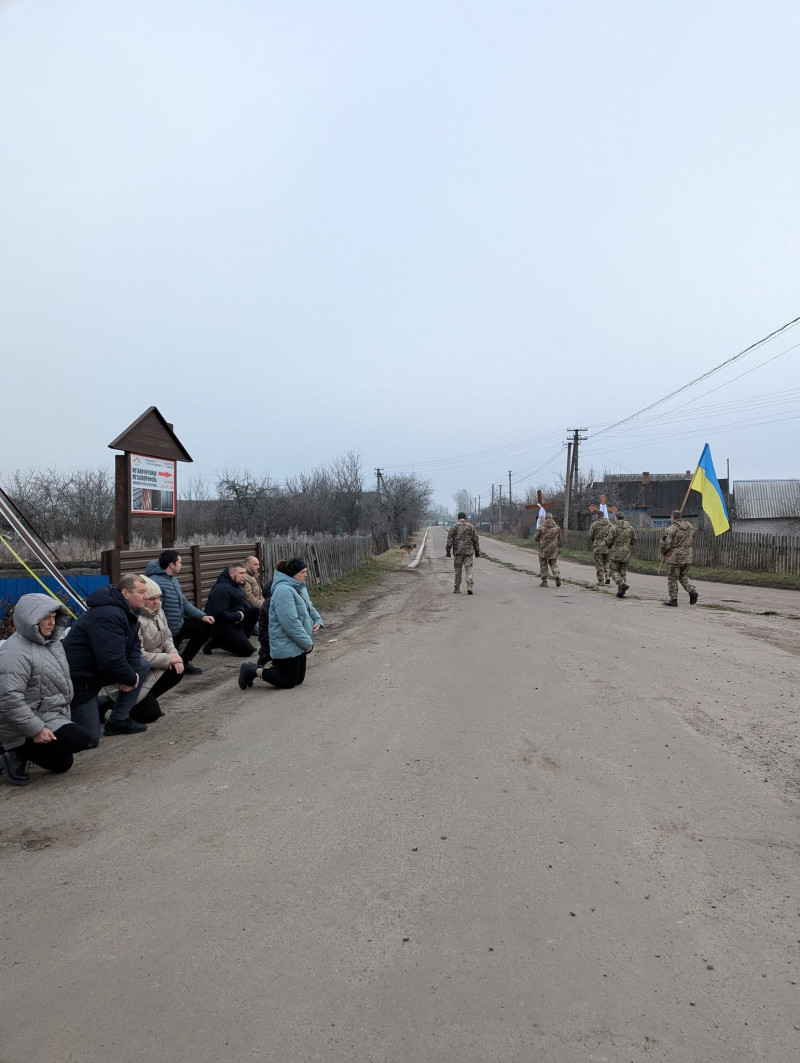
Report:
284,557,307,577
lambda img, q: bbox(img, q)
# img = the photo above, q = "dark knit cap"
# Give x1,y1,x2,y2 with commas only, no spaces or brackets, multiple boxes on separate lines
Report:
284,557,307,577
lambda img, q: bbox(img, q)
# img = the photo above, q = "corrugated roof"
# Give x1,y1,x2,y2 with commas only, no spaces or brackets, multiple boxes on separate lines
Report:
733,480,800,519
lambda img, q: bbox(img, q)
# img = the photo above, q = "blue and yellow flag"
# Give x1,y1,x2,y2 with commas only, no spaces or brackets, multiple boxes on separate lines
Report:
689,444,729,535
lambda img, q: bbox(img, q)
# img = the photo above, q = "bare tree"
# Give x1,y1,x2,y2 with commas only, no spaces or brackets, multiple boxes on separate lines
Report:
453,489,470,514
331,449,364,534
215,469,275,532
381,473,433,539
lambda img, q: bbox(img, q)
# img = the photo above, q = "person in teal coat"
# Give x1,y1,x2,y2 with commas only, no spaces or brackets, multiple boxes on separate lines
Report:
237,558,323,690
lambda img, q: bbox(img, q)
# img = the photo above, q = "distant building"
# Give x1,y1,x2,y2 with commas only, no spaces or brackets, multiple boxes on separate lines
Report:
731,480,800,535
597,471,730,529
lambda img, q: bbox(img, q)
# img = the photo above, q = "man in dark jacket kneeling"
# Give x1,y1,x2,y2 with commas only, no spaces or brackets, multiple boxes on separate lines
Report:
203,562,258,658
63,574,150,743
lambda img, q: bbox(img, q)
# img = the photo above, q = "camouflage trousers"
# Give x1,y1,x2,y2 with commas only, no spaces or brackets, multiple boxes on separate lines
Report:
609,560,628,586
593,551,610,583
539,557,560,581
667,564,696,600
453,554,474,589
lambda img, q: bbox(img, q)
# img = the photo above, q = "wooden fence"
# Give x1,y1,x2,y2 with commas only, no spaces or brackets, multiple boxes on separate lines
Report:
101,535,374,608
564,529,800,576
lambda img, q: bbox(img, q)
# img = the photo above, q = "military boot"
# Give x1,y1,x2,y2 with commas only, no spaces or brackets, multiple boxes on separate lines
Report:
663,599,678,607
689,591,699,605
539,580,548,587
453,586,461,594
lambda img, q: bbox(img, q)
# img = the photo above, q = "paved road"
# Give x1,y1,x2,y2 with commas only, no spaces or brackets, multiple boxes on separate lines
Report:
484,533,800,617
2,528,799,1063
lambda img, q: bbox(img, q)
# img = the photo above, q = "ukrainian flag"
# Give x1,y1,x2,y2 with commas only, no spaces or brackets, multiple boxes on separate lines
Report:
689,444,730,535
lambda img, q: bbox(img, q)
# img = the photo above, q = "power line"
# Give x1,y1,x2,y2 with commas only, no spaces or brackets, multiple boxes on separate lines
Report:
591,312,800,440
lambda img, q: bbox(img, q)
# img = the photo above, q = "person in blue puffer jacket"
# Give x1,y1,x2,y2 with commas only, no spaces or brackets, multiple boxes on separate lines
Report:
237,558,322,690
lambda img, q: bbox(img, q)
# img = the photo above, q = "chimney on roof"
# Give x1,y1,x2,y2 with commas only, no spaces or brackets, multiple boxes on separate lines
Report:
685,470,691,478
642,471,650,483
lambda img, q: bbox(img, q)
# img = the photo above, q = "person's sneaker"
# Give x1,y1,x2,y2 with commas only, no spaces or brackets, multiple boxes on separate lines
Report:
104,718,148,735
467,589,473,595
663,599,678,607
238,662,259,690
555,576,561,588
1,749,30,786
689,591,699,605
183,663,203,675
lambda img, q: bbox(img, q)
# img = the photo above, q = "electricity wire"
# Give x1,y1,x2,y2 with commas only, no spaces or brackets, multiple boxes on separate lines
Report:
590,313,800,440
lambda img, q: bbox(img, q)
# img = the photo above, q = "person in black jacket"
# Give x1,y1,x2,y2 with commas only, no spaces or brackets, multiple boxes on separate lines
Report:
202,562,258,658
63,574,151,743
255,576,274,667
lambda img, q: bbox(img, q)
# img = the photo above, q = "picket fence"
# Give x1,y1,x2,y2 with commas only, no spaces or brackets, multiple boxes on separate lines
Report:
564,528,800,576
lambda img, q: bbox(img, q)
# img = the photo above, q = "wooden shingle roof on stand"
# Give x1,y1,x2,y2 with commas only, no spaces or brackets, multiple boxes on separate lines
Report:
108,406,193,463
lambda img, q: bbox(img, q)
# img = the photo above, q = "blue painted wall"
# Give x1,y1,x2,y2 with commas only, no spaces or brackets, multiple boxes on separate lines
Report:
0,574,108,609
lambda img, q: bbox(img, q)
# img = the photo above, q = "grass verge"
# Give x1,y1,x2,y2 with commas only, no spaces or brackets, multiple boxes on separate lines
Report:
311,550,403,612
485,534,800,591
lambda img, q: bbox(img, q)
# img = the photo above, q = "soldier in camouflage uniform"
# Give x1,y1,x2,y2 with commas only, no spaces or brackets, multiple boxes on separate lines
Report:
588,512,612,584
660,509,698,607
532,513,561,587
605,511,636,598
446,512,480,594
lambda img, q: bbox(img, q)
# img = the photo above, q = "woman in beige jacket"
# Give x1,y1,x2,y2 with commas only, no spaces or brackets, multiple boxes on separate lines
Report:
129,576,185,723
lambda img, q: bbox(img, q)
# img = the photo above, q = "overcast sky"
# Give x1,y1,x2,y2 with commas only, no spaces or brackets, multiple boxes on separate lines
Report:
2,0,799,508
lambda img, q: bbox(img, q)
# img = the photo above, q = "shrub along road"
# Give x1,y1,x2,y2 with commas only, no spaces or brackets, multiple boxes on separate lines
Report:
1,526,799,1062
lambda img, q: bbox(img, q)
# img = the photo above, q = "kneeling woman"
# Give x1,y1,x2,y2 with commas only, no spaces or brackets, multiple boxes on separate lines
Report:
0,594,91,786
238,558,322,690
129,575,185,722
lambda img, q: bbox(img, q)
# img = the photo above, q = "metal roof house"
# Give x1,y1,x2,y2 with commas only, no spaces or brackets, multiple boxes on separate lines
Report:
732,480,800,535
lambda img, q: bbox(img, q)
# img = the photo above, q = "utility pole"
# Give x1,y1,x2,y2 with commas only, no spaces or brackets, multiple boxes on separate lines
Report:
562,443,573,534
491,484,495,523
508,470,512,512
497,485,503,525
563,428,587,533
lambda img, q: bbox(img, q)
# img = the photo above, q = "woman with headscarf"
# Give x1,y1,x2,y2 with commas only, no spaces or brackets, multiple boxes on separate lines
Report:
0,593,91,786
237,557,322,691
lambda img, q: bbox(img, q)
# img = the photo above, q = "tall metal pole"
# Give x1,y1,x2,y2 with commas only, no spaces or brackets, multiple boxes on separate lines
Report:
562,442,573,533
508,470,512,510
498,485,503,525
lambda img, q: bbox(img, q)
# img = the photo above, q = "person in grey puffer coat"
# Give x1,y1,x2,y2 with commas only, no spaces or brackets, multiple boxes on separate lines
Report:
0,594,91,786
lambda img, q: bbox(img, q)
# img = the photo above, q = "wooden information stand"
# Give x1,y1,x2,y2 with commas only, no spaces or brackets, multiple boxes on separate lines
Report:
108,407,193,550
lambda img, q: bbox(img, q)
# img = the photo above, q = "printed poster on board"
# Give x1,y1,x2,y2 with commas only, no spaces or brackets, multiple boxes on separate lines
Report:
130,454,177,516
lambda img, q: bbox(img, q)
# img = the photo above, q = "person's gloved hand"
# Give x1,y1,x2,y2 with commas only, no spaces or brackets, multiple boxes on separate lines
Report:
474,550,480,558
